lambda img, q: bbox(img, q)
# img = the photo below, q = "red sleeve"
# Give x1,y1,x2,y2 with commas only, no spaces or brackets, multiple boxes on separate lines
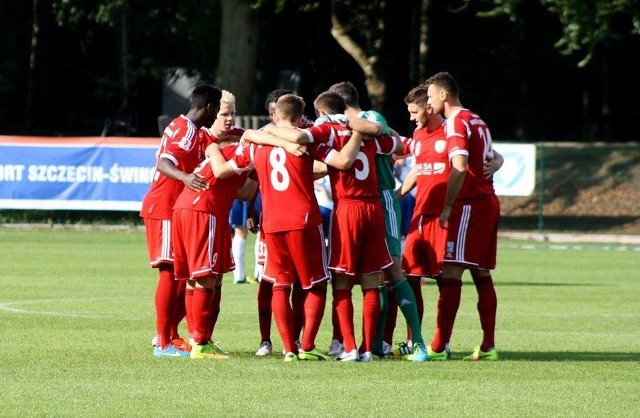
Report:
374,134,397,155
305,124,334,145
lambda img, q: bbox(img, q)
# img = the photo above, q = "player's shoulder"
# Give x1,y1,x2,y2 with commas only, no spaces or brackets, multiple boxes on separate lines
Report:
359,109,388,124
228,126,245,136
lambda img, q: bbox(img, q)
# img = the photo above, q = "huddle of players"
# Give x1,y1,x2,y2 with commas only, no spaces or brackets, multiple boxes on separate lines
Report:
141,72,501,362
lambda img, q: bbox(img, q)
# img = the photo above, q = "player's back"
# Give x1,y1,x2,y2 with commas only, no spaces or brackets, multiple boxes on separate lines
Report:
445,108,495,200
327,124,381,202
251,143,322,233
359,110,396,192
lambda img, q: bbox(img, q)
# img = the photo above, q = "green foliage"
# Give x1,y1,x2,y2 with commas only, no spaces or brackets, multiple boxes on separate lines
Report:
0,229,638,416
483,0,640,66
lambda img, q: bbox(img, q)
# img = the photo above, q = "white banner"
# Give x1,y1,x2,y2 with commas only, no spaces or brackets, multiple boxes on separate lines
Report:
492,143,536,196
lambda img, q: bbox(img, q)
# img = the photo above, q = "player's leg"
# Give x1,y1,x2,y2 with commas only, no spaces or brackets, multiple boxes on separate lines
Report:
229,199,249,284
332,273,357,361
470,269,497,355
359,272,382,361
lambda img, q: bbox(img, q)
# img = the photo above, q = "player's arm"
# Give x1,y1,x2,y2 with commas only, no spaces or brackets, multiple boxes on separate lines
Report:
483,149,504,178
313,160,328,179
237,178,258,201
391,134,406,155
157,157,208,191
241,129,306,156
328,115,382,137
205,143,237,179
326,131,363,170
263,125,310,144
440,153,467,227
245,186,261,234
347,117,381,137
397,165,417,199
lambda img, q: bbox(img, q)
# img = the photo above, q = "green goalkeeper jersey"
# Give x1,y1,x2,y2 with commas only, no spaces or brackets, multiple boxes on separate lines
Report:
358,110,396,191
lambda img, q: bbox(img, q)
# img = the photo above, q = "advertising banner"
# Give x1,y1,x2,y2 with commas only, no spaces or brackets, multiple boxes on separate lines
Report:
0,137,537,210
492,143,537,196
0,136,158,211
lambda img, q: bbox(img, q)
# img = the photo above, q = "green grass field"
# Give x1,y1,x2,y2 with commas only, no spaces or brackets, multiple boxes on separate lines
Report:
1,228,638,417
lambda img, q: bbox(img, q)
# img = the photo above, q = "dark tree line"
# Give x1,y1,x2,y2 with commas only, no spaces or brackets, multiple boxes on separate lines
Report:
1,0,638,141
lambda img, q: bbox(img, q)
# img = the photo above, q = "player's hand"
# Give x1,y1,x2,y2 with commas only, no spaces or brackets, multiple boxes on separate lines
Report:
483,155,501,178
439,206,451,228
328,114,349,125
246,217,259,234
283,142,306,156
184,172,208,191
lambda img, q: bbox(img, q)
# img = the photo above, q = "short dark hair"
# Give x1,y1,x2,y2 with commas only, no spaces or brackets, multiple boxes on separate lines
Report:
265,88,294,110
191,85,223,110
404,85,430,105
314,91,346,115
424,72,459,97
328,81,359,108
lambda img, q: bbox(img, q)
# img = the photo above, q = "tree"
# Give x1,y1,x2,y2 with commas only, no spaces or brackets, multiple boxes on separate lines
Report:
484,0,640,67
215,0,259,113
328,0,419,130
482,0,640,141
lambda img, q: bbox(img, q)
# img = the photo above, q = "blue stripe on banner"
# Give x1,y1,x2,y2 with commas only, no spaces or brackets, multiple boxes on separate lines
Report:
0,137,158,211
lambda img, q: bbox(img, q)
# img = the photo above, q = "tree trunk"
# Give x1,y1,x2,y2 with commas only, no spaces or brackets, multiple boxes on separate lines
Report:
26,0,41,133
215,0,259,113
329,11,385,110
119,1,130,112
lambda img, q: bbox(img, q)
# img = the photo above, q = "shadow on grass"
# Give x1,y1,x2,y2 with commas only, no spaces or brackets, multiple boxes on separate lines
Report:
500,215,639,233
423,281,603,287
492,281,603,287
495,351,639,362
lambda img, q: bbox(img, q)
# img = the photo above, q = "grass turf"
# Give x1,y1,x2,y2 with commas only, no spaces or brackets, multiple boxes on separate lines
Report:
0,228,638,417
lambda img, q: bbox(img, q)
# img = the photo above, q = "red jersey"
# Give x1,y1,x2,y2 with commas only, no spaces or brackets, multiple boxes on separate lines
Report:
140,115,214,220
445,108,496,200
302,123,397,202
173,144,249,218
229,141,331,233
401,124,449,217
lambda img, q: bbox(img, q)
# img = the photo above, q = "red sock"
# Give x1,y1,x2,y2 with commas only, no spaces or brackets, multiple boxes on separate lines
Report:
155,266,175,348
184,287,194,338
210,284,222,335
291,283,306,341
474,275,497,351
171,279,186,339
257,280,273,341
430,277,462,352
331,287,343,341
190,287,214,344
407,276,423,341
361,288,380,353
384,287,398,344
300,286,327,352
334,288,356,352
271,286,295,353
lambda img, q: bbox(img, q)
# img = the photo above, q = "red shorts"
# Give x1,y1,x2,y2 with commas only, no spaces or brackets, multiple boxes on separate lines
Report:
328,200,393,275
262,224,329,289
172,209,235,280
444,195,500,269
143,218,173,268
402,214,447,278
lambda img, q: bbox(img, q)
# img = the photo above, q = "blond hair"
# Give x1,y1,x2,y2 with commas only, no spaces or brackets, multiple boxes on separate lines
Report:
221,90,236,104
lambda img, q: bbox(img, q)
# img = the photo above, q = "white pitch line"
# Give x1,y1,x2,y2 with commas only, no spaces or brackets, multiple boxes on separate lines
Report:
0,299,130,319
